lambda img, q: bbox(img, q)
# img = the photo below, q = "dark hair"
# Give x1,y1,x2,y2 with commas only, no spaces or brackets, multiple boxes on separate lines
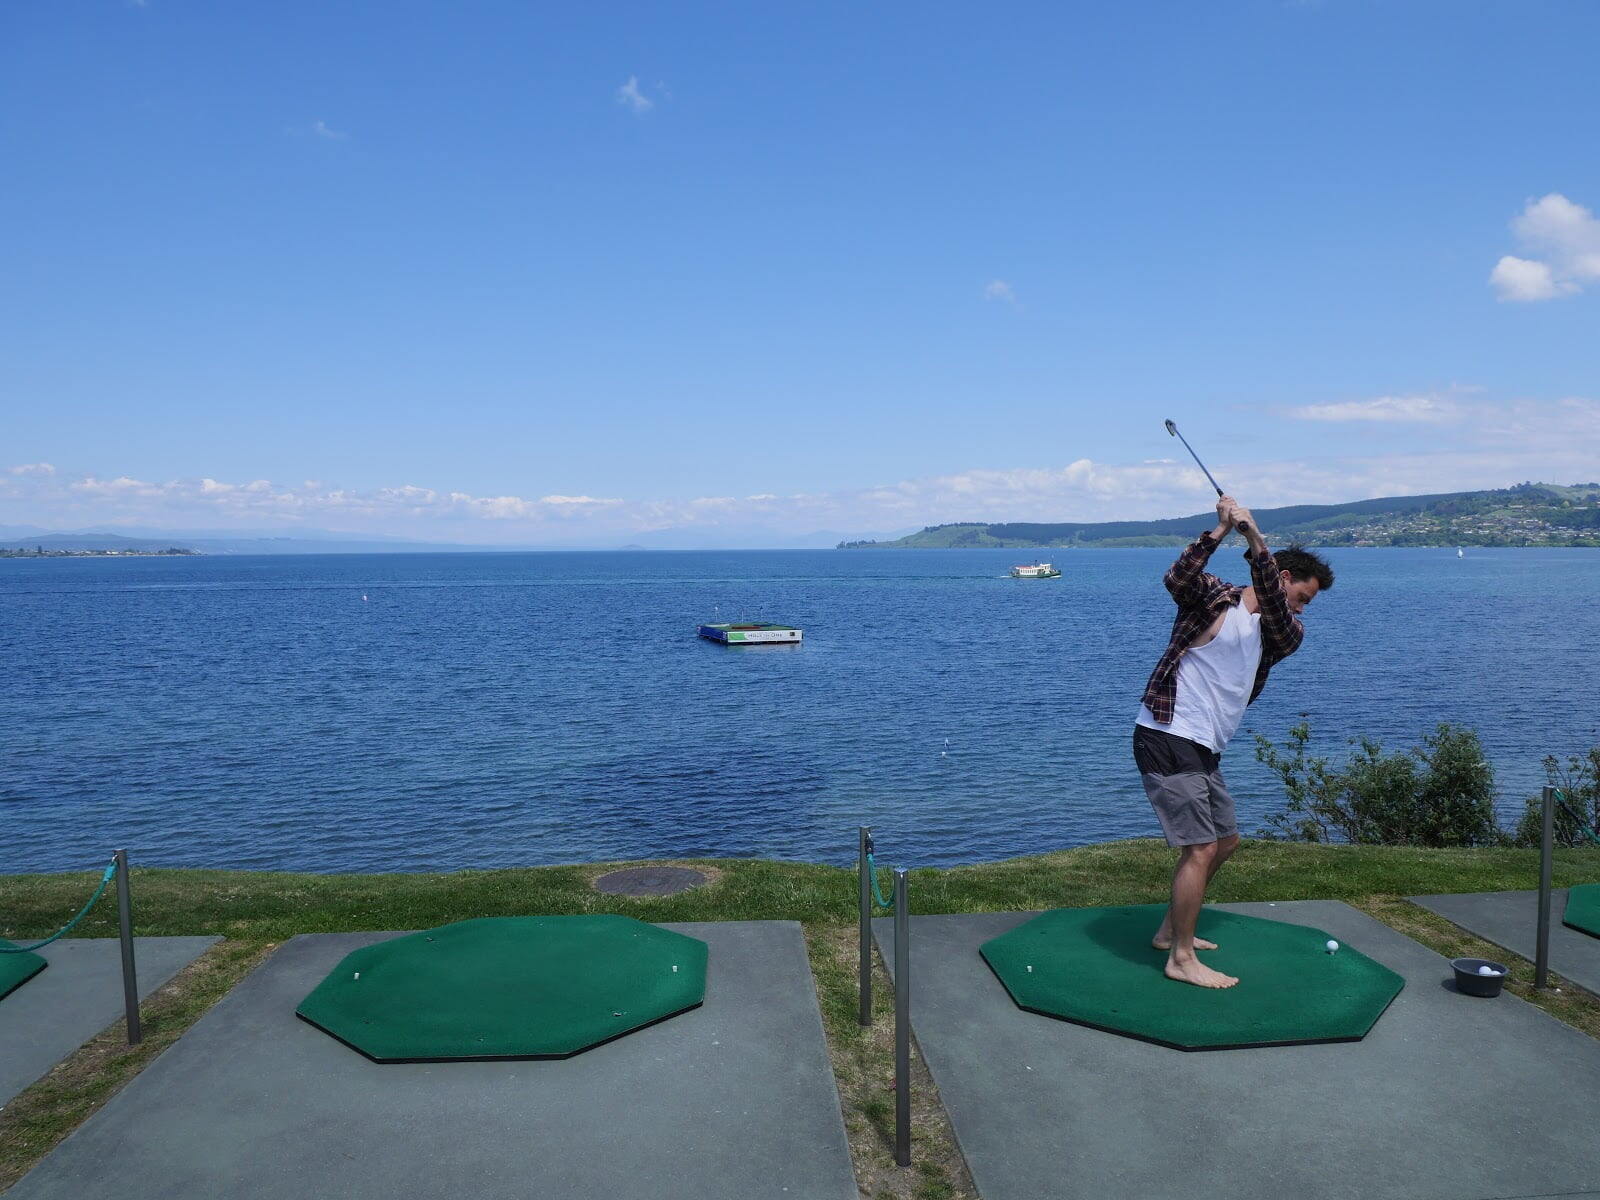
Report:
1274,545,1333,590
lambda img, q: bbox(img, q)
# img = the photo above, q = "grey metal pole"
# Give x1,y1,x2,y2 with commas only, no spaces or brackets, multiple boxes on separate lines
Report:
858,827,873,1026
893,866,910,1168
114,849,142,1044
1536,787,1555,990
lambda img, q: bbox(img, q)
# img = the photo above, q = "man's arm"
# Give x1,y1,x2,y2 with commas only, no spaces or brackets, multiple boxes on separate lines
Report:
1234,507,1303,658
1163,499,1235,608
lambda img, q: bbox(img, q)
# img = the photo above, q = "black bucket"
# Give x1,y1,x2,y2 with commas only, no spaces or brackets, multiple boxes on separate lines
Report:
1451,957,1508,997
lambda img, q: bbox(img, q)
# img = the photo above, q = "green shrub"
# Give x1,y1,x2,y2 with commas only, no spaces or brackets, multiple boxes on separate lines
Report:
1255,722,1498,846
1512,749,1600,848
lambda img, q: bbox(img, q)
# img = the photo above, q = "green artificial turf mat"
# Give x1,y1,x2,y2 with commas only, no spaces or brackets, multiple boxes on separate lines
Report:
980,904,1404,1051
296,915,708,1062
1563,883,1600,938
0,939,48,1002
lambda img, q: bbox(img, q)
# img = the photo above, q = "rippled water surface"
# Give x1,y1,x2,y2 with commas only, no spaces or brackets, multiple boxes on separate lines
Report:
2,547,1596,873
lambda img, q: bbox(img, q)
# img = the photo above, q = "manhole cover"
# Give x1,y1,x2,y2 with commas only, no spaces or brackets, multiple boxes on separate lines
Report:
593,866,708,897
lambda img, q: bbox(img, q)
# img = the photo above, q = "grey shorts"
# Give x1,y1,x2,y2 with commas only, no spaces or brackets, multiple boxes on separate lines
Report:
1133,725,1239,847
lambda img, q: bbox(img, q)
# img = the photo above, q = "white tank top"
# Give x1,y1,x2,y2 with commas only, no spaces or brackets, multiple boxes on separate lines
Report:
1137,602,1262,753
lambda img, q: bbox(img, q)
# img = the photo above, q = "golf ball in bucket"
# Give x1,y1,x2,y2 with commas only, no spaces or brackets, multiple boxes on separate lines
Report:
1325,940,1339,953
1477,965,1499,976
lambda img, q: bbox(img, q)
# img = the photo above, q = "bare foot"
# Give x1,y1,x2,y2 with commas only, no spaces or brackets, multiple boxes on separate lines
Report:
1165,956,1239,989
1153,933,1218,951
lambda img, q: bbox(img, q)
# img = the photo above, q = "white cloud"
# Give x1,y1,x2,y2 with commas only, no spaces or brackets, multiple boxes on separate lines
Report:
983,280,1017,304
1491,193,1600,302
4,397,1594,543
1288,393,1462,424
615,77,653,114
1490,255,1569,303
539,494,622,506
312,119,347,140
8,462,55,476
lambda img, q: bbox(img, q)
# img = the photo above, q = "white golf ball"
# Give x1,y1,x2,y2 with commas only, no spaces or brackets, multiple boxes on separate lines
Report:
1325,940,1339,953
1477,965,1497,976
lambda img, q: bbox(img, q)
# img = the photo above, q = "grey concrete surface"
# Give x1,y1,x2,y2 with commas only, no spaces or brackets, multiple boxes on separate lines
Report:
9,921,857,1200
875,901,1600,1200
0,936,218,1107
1412,889,1600,997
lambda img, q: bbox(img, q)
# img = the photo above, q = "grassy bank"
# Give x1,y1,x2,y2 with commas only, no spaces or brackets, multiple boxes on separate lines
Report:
4,839,1600,1197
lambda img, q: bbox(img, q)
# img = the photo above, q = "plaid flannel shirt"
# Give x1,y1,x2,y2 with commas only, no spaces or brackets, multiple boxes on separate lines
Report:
1140,530,1303,725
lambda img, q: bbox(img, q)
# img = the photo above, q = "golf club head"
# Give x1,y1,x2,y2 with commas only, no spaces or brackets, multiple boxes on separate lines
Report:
1164,419,1178,436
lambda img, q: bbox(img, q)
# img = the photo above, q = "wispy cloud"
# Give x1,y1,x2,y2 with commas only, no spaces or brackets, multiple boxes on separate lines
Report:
983,280,1017,305
1490,193,1600,302
8,462,55,476
311,119,348,141
1287,393,1464,424
615,76,654,115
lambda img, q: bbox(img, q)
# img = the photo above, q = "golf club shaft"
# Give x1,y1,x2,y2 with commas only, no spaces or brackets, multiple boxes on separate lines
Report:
1165,420,1250,536
1171,428,1223,496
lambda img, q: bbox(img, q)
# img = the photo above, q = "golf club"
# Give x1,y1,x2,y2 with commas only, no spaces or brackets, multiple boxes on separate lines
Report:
1164,419,1250,535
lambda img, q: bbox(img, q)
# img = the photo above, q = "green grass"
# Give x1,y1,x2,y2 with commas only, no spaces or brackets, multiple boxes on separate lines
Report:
7,840,1599,943
3,838,1600,1197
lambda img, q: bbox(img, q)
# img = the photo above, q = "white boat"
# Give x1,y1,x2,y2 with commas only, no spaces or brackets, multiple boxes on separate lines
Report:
1010,562,1061,579
697,622,802,644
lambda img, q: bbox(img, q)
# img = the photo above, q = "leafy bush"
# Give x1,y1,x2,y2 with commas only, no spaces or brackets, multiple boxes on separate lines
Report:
1254,722,1498,846
1512,749,1600,848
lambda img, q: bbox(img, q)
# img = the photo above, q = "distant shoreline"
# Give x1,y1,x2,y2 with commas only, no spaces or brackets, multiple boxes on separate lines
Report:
0,548,200,558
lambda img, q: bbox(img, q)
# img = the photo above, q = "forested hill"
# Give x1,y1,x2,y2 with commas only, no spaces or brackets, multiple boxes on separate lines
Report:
837,483,1600,549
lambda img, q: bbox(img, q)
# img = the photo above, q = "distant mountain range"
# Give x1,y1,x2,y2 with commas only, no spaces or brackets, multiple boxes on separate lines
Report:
838,483,1600,549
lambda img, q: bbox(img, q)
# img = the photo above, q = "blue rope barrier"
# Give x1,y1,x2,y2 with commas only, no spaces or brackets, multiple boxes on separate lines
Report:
865,852,892,909
0,859,119,953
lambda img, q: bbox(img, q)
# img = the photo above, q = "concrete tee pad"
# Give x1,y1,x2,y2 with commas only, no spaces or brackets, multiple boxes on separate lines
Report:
875,901,1600,1200
1412,888,1600,998
8,921,857,1200
0,936,219,1108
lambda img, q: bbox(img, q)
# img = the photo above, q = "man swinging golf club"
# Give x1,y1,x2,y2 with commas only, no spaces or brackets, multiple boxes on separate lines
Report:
1136,426,1333,988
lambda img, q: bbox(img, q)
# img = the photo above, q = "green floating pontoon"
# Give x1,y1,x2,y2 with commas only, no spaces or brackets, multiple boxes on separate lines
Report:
0,939,48,1003
1564,883,1600,938
697,622,802,645
297,915,708,1063
980,904,1403,1051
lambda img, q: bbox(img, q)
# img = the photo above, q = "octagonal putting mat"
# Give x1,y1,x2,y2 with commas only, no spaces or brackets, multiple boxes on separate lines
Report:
873,903,1600,1200
1564,883,1600,938
297,915,708,1061
979,903,1403,1049
0,940,48,1002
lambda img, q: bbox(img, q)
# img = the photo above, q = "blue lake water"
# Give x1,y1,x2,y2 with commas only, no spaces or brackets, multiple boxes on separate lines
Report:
1,547,1596,874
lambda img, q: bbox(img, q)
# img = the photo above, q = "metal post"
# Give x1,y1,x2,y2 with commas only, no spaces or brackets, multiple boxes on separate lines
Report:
115,849,141,1044
858,827,873,1026
893,866,910,1168
1536,787,1555,990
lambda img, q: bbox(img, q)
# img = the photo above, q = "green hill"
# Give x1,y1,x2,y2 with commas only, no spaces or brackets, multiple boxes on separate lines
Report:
837,482,1600,549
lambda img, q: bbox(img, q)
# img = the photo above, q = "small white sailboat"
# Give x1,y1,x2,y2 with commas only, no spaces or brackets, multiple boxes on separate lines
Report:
1457,548,1464,559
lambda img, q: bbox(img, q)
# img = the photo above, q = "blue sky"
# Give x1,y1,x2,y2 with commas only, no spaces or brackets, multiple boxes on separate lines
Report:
3,1,1597,545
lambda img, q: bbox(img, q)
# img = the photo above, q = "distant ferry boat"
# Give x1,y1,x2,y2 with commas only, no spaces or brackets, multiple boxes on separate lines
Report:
1010,562,1061,579
697,622,802,645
